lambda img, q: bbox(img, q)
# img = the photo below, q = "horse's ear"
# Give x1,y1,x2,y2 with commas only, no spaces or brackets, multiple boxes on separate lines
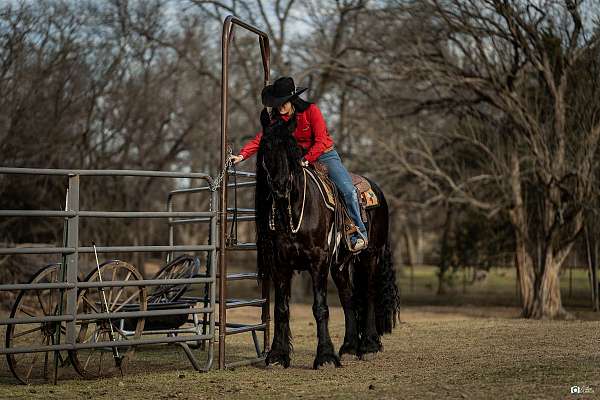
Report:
260,108,271,130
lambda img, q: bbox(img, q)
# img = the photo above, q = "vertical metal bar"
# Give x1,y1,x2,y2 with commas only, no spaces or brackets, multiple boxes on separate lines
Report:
219,18,233,369
208,189,218,369
167,195,174,263
65,175,80,344
54,188,70,384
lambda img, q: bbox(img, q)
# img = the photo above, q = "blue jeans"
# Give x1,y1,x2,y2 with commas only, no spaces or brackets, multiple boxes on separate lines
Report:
317,150,367,235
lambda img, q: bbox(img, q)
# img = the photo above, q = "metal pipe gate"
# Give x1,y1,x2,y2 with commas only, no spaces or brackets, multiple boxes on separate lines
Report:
0,168,218,374
218,15,271,369
0,14,272,382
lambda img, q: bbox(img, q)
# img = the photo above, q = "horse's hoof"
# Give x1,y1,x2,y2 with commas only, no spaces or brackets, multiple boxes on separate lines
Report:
313,353,342,370
265,351,291,368
339,343,359,361
360,352,377,361
340,353,359,361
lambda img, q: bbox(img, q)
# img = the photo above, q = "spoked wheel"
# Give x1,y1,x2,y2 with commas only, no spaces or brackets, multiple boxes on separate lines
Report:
5,264,71,384
69,260,146,379
149,255,200,303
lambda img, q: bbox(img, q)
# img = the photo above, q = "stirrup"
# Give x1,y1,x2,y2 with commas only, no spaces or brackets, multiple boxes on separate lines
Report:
350,230,368,252
351,237,366,252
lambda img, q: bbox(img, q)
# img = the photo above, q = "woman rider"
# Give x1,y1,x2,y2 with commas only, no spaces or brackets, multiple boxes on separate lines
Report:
230,76,368,252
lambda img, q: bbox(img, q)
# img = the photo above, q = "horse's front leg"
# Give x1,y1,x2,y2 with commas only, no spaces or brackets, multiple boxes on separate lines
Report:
266,271,292,368
311,268,342,369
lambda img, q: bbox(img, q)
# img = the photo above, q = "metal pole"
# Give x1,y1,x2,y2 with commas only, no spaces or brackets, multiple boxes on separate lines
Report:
218,17,233,370
208,189,218,369
65,175,79,346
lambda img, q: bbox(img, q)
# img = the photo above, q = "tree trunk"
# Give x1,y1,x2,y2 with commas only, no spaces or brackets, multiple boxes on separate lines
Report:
509,150,536,316
530,250,570,319
514,229,536,316
437,207,454,295
403,224,417,267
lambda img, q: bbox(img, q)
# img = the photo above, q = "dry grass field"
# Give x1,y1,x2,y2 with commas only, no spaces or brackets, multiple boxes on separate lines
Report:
1,302,599,400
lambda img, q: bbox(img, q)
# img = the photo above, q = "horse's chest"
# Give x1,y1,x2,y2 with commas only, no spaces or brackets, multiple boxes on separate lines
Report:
273,237,327,271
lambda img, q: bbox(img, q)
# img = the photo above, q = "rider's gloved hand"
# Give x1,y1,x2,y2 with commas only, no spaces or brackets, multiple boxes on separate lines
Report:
229,154,244,164
300,158,309,167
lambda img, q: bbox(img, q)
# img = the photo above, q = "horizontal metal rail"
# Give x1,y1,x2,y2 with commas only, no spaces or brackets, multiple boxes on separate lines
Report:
0,306,213,325
226,207,255,214
168,181,255,197
77,307,213,321
0,282,75,291
170,215,254,225
0,210,215,218
0,167,213,181
216,272,258,281
0,278,212,293
0,315,74,325
226,323,267,335
77,277,213,288
225,299,266,309
0,210,77,218
0,244,215,255
226,170,256,178
227,243,257,251
1,334,212,355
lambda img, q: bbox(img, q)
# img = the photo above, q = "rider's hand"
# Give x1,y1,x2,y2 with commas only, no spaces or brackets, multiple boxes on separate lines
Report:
230,154,244,164
300,158,309,167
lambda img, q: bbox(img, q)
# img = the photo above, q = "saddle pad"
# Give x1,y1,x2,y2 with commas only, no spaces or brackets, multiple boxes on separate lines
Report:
308,164,379,209
305,168,335,210
350,173,379,208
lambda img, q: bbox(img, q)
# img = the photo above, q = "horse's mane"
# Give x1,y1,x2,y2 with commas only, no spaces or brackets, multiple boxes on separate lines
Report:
255,110,304,279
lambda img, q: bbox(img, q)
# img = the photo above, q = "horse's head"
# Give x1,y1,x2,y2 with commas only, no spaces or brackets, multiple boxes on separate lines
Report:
257,108,304,199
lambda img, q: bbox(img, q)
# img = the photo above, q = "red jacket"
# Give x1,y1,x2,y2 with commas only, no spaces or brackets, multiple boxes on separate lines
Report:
239,103,334,163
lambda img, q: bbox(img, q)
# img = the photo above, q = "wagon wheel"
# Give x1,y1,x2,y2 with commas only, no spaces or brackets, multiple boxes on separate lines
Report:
69,260,146,379
5,263,71,385
148,255,200,304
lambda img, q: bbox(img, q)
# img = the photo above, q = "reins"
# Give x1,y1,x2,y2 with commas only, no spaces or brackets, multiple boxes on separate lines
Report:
269,167,308,234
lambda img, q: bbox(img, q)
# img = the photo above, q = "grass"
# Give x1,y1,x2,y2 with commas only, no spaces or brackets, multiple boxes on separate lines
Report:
398,265,594,309
0,266,598,399
1,304,600,399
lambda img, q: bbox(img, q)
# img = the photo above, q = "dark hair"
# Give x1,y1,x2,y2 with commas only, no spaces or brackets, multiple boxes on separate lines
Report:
290,96,312,112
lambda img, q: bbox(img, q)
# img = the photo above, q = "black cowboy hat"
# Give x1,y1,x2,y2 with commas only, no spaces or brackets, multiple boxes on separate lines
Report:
261,77,308,108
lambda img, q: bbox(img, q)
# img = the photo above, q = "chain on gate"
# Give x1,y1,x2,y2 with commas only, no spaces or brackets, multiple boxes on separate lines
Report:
209,145,239,245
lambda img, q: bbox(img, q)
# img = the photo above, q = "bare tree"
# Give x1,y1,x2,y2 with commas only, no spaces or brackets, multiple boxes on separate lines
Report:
376,0,600,318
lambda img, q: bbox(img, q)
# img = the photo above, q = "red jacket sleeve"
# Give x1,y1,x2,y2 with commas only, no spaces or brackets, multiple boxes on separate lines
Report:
304,104,331,163
239,131,263,160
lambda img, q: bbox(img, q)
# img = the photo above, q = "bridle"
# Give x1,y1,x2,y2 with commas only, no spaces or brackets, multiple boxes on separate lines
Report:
261,157,307,234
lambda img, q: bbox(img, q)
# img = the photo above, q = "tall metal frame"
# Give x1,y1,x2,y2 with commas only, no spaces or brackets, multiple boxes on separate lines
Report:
219,15,271,370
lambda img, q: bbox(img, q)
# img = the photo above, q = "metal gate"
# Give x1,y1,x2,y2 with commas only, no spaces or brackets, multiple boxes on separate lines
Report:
0,15,272,382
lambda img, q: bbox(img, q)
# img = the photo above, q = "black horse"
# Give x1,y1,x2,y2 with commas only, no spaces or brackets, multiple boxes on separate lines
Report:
255,109,400,369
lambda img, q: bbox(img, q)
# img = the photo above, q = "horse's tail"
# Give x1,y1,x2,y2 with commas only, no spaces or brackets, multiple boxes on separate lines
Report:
375,239,401,335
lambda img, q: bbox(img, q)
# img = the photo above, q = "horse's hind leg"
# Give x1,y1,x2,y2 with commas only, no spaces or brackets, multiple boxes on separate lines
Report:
331,264,359,359
311,267,342,369
357,250,383,358
266,271,293,368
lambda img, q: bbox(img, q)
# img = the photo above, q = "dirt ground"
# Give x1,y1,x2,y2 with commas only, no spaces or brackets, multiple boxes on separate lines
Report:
1,304,599,399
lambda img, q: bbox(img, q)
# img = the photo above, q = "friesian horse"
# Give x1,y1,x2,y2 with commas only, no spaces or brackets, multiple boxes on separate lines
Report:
255,109,400,369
